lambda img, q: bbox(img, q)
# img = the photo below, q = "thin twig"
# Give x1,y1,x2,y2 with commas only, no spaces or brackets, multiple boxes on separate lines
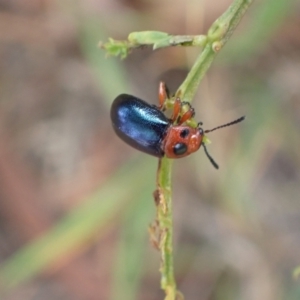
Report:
155,1,254,299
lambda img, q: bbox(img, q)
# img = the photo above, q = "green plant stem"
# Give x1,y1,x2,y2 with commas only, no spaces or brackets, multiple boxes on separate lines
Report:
155,158,176,299
178,0,254,103
155,1,254,299
177,44,215,103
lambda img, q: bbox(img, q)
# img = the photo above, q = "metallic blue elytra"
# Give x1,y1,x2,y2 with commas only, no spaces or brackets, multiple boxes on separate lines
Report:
110,94,170,157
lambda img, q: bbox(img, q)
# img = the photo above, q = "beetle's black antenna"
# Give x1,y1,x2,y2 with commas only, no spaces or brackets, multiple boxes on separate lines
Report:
202,143,219,169
205,116,245,134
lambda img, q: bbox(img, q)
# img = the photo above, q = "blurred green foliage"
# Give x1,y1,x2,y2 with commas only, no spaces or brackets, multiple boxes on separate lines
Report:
0,0,300,299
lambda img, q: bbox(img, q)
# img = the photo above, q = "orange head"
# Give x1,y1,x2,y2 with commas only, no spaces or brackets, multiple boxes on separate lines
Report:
162,125,204,159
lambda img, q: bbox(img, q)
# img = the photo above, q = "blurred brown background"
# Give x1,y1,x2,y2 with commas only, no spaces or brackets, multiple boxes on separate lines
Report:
0,0,300,299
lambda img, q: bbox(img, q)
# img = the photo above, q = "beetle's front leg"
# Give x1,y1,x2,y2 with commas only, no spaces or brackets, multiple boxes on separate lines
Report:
177,101,195,125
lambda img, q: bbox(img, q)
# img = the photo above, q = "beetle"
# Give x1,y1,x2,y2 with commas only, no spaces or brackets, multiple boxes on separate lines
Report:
110,82,244,169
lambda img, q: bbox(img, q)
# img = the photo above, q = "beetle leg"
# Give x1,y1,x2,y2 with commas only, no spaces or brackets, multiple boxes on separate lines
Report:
177,102,195,125
158,81,169,109
170,97,181,123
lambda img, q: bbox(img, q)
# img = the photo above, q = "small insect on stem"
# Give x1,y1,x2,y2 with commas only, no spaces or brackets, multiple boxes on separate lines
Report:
110,82,245,168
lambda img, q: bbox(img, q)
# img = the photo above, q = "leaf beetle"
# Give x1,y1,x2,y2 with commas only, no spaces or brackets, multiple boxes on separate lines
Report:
110,82,244,169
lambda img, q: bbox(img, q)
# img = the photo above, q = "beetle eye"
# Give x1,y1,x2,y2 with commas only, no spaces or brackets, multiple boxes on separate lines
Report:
180,128,190,138
173,143,187,155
